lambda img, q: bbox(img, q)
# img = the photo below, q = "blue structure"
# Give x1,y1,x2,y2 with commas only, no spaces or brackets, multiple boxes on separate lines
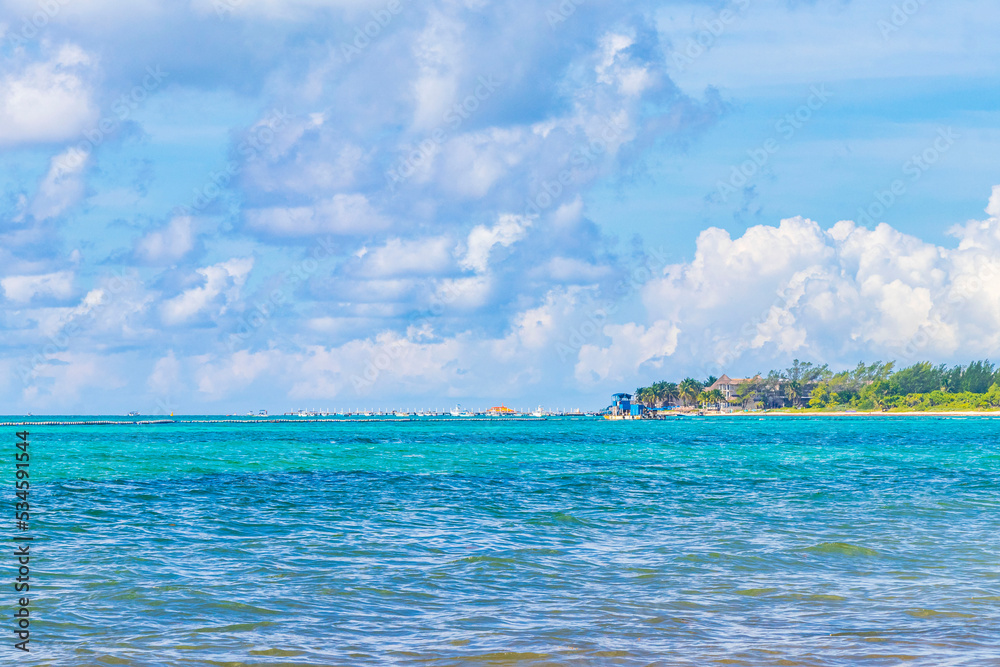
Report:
611,393,632,415
606,393,647,418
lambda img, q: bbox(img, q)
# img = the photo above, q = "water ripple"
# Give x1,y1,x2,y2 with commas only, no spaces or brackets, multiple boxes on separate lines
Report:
20,417,1000,665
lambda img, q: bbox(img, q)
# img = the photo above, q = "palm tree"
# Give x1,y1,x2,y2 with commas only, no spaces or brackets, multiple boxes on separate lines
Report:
650,381,668,408
765,371,783,408
784,381,801,408
708,389,724,410
661,382,679,407
678,378,703,408
696,391,710,408
736,377,761,410
635,387,656,407
646,387,660,407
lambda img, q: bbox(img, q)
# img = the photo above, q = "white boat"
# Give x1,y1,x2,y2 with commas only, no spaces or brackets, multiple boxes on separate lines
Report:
450,404,473,417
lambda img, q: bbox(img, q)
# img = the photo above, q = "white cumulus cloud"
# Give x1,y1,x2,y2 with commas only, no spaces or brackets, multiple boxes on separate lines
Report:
576,320,680,385
987,185,1000,219
0,45,98,147
359,237,455,278
29,148,90,221
161,257,255,325
642,190,1000,374
460,214,530,273
1,271,75,303
135,216,195,263
246,194,389,236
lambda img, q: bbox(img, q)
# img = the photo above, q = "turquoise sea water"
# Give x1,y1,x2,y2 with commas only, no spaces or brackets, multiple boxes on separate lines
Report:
11,416,1000,665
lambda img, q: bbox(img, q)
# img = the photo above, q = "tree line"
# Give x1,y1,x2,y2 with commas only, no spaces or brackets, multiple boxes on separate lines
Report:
635,360,1000,411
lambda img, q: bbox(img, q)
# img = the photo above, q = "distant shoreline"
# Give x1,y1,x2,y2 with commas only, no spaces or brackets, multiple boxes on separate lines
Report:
691,410,1000,417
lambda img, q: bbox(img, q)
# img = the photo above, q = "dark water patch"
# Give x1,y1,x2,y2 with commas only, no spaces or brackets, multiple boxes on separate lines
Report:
801,543,881,557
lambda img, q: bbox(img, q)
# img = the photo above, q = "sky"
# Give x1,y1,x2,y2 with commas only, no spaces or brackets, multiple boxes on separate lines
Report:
1,0,999,414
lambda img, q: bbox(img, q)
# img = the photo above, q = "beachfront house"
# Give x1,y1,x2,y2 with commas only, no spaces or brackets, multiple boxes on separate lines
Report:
709,373,815,409
708,375,756,401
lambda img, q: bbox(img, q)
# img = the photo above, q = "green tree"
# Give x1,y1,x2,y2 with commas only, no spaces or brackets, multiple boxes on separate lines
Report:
985,383,1000,408
858,379,890,411
786,359,810,383
764,371,784,408
632,358,1000,417
678,378,703,407
892,362,942,394
708,389,724,410
735,377,761,410
826,371,856,405
661,382,679,407
784,381,801,408
635,386,656,407
803,363,831,383
809,382,831,408
962,360,996,393
942,364,963,392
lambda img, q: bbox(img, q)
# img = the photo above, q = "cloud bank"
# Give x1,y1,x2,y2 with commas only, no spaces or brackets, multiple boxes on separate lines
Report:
1,0,999,412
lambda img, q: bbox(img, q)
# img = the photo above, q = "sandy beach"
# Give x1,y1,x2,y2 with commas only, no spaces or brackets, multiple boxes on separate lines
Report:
699,410,1000,417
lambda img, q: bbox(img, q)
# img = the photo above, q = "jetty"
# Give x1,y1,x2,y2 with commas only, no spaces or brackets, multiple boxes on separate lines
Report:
0,420,176,427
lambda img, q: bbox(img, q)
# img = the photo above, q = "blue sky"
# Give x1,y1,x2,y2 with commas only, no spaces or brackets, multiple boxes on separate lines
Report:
1,0,999,414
